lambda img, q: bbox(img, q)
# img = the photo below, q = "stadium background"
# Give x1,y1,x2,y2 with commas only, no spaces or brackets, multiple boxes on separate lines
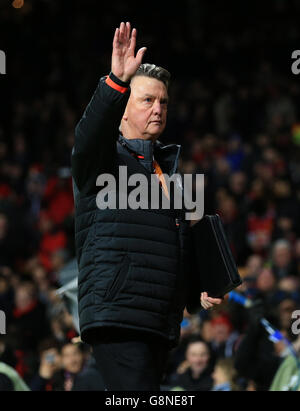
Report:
0,0,300,391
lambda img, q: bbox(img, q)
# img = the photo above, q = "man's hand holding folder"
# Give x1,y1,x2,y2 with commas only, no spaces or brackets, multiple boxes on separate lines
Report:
187,214,242,313
200,292,223,310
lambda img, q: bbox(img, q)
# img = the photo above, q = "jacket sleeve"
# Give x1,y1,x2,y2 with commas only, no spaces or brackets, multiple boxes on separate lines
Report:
71,72,130,193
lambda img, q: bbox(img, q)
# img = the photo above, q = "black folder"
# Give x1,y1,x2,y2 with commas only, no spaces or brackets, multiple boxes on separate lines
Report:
186,214,242,313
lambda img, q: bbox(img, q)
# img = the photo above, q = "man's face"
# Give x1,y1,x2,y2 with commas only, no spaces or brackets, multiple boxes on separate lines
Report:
186,342,210,373
213,324,231,344
122,76,168,141
274,246,291,267
61,344,83,374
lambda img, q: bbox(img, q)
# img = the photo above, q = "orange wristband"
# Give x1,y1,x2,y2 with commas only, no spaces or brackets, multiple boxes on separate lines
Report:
105,76,128,94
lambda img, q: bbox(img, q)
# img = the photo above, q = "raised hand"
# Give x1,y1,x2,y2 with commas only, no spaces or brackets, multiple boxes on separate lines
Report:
111,22,147,83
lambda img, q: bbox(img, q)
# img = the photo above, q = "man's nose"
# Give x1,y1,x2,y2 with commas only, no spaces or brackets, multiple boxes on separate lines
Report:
153,101,162,115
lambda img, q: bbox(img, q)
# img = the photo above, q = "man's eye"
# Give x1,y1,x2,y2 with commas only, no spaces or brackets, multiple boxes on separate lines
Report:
145,98,152,103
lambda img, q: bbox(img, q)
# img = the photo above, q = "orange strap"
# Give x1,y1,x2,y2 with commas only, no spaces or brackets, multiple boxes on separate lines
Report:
105,76,128,94
153,160,170,200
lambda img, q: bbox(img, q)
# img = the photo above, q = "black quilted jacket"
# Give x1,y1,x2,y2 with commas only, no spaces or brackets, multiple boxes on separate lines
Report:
71,72,191,347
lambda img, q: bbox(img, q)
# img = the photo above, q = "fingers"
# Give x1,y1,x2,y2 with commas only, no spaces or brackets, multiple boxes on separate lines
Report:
119,22,132,44
201,292,223,310
112,21,146,75
113,22,129,47
202,292,222,304
114,22,135,51
202,300,213,310
115,22,126,47
125,22,131,42
119,21,125,40
128,27,137,53
207,296,223,304
201,292,212,310
113,27,119,48
136,47,147,64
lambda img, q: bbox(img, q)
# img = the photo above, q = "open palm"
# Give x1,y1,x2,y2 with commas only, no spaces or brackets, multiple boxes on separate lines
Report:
111,22,147,83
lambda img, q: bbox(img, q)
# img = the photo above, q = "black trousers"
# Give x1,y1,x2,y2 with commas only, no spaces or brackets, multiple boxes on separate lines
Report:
91,328,170,391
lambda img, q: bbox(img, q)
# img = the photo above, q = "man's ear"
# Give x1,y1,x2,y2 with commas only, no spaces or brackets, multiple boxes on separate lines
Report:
122,105,129,122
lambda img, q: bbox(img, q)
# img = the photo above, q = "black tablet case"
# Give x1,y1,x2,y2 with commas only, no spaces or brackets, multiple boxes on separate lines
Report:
186,214,242,313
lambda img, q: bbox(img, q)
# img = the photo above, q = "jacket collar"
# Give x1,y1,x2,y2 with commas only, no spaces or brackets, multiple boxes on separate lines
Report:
118,134,181,176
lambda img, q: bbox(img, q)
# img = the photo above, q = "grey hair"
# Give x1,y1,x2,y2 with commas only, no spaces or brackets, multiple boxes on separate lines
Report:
273,239,291,252
132,63,171,90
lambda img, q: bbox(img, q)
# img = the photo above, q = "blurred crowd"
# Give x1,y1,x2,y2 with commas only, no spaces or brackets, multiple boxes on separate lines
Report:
0,0,300,391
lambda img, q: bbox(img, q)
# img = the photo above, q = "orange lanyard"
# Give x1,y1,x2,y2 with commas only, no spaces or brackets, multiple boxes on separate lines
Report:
153,159,170,200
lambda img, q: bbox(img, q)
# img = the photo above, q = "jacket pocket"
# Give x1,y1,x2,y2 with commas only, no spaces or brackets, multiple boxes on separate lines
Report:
103,255,130,302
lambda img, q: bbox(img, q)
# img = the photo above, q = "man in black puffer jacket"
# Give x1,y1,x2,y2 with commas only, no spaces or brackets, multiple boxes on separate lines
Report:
71,21,222,391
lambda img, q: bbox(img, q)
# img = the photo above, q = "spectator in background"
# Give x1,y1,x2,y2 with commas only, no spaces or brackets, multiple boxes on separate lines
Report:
0,336,17,370
9,281,50,354
246,196,275,257
42,170,74,226
256,267,278,301
48,308,78,344
269,277,300,310
30,339,62,391
269,335,300,391
265,88,296,134
238,254,264,299
278,276,300,297
217,194,248,264
209,314,239,360
167,338,213,391
276,298,299,338
50,249,70,281
225,135,245,172
228,171,248,213
212,358,239,391
0,362,30,391
234,301,282,391
245,254,264,278
271,240,297,279
5,280,51,383
0,214,15,267
25,166,46,224
30,264,52,303
35,342,105,391
39,342,82,391
37,210,67,273
271,179,299,242
163,311,202,380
